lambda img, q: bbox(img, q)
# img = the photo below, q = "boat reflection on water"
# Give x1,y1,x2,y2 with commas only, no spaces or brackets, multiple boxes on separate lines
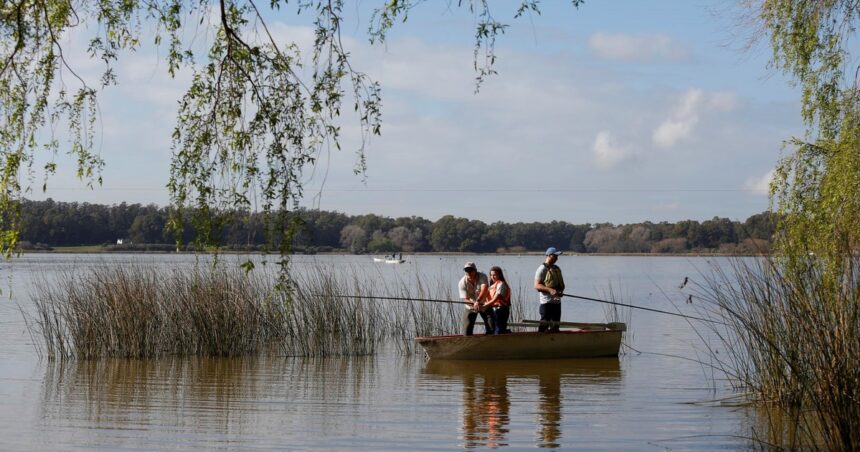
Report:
422,358,622,449
461,371,510,448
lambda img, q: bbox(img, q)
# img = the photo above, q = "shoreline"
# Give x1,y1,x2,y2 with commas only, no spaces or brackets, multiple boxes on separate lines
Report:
17,247,768,258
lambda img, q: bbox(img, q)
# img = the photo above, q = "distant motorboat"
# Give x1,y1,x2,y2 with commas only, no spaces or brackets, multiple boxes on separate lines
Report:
374,253,405,264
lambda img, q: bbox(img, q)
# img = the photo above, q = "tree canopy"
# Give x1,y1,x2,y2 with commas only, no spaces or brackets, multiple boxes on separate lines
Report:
17,198,777,255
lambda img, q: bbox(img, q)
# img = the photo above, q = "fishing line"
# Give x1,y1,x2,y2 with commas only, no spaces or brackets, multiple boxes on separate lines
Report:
562,294,724,324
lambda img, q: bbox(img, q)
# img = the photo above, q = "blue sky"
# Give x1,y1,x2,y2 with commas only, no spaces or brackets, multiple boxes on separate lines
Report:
34,1,803,225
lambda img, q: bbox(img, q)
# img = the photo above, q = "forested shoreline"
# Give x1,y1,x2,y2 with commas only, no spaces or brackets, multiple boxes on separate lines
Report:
18,199,777,255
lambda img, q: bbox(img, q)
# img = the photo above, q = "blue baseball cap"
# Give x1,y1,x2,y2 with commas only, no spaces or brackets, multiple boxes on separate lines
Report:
545,247,562,256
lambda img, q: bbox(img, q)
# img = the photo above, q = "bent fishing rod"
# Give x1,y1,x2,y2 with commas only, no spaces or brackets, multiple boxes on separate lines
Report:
561,293,722,324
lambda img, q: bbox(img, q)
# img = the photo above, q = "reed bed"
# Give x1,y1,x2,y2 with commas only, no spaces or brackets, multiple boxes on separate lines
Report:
33,264,293,359
30,262,496,359
695,256,860,450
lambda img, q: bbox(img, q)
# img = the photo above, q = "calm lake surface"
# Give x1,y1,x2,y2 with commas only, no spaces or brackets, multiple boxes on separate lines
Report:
0,254,759,449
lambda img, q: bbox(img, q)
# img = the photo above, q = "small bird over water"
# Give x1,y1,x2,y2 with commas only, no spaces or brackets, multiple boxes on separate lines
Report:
687,294,693,304
678,277,689,289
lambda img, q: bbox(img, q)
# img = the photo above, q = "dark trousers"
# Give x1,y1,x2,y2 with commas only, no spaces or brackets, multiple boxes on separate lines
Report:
491,306,510,335
463,309,493,336
538,303,562,332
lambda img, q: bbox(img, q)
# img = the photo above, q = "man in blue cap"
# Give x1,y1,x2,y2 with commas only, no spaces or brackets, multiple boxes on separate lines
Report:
534,247,565,332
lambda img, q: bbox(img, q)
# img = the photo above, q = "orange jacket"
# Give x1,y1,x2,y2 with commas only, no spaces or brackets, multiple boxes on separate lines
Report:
489,281,511,308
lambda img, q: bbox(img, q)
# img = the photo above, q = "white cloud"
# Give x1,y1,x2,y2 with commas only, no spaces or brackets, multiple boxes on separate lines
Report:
744,169,774,196
652,88,738,148
707,91,738,112
652,117,696,148
587,32,689,62
593,131,635,170
652,88,703,148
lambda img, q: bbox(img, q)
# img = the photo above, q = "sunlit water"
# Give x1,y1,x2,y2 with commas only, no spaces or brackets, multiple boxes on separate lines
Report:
0,253,759,449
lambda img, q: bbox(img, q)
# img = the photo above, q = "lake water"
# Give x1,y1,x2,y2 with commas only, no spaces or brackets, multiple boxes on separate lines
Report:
0,253,761,449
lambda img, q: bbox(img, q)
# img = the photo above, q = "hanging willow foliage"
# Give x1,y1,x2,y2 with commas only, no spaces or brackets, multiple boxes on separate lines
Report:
0,0,584,263
752,0,860,274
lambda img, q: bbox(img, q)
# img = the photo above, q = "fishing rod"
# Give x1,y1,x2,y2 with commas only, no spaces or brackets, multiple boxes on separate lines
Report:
324,294,723,324
324,294,465,305
561,293,723,324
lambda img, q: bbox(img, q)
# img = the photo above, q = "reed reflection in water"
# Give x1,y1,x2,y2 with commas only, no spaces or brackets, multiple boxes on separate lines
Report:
39,356,386,450
422,358,622,449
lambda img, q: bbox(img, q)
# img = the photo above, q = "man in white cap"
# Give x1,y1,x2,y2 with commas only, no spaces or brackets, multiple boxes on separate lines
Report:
534,247,565,332
459,261,492,336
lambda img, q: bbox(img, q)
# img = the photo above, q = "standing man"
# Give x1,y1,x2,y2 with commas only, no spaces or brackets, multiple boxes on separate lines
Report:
534,247,565,332
459,261,492,336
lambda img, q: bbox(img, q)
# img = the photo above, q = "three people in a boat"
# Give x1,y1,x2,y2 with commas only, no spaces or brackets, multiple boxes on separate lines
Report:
459,246,565,336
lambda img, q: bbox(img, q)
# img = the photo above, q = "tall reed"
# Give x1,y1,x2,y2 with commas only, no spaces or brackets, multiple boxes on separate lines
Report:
695,256,860,449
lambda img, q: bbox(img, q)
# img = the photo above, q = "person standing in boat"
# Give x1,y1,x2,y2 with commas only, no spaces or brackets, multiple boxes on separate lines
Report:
482,266,511,335
534,247,565,332
459,261,492,336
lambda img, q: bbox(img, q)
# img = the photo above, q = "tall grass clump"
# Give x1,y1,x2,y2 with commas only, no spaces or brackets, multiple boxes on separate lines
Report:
696,256,860,449
33,264,291,359
30,261,467,359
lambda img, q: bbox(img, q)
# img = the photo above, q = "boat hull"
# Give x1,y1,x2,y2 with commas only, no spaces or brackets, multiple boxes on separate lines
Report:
415,330,622,360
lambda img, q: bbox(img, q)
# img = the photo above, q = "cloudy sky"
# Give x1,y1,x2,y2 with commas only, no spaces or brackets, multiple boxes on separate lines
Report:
34,1,802,225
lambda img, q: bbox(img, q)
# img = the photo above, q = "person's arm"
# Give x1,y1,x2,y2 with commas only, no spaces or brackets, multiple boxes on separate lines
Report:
482,283,504,309
476,274,490,309
558,270,565,293
475,281,490,311
476,283,489,301
458,279,475,306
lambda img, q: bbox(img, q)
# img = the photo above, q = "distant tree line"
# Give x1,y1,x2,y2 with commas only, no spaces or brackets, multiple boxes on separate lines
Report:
18,199,778,254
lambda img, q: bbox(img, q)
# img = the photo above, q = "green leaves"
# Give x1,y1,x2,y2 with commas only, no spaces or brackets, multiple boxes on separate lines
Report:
0,0,155,257
167,0,385,269
758,0,860,273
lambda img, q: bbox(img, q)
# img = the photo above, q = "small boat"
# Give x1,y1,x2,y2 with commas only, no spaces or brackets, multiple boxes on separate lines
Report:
384,253,405,264
415,321,625,360
374,254,405,263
